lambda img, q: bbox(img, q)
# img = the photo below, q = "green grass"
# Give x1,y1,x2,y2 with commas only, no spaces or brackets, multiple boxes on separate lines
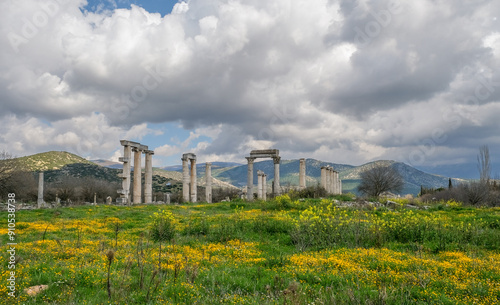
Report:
1,198,500,304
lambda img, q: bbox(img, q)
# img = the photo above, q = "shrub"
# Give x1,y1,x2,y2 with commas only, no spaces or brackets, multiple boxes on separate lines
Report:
149,210,176,242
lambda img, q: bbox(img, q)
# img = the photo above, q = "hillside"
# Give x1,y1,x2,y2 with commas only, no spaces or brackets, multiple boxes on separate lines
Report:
15,151,94,172
340,160,466,195
10,151,239,196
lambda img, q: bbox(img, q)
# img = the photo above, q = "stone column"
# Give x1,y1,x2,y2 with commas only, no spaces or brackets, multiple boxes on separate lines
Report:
321,166,327,191
133,148,142,204
190,158,197,202
273,156,281,196
144,150,154,203
330,170,334,194
333,171,340,194
257,170,263,199
331,170,336,194
37,172,44,208
119,143,132,204
339,179,342,194
246,157,255,201
299,158,306,190
182,157,190,202
325,167,331,194
262,174,267,201
205,162,212,203
332,169,336,194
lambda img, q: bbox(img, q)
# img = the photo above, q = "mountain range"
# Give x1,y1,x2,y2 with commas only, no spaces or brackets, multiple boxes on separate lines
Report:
4,151,470,196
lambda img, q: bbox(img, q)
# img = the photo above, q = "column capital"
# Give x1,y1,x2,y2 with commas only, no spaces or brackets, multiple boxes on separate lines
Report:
182,152,197,161
246,157,256,163
273,156,281,164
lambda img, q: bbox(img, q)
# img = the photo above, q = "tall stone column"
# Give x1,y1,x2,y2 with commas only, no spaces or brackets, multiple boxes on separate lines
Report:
182,157,190,202
299,158,306,190
331,170,336,194
257,170,263,199
119,143,132,204
262,174,267,201
332,169,336,193
326,167,331,194
37,172,44,208
144,150,154,203
133,148,143,204
331,169,335,194
334,171,339,194
321,166,327,191
205,162,212,203
246,157,255,201
190,158,197,202
273,156,281,196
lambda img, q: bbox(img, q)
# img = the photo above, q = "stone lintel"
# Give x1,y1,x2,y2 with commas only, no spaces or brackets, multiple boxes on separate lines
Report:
133,145,148,152
249,149,279,159
182,152,197,160
120,140,141,147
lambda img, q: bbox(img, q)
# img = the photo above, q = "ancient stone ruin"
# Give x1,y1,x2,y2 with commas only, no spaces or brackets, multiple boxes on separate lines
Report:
246,149,281,200
321,165,342,195
182,153,197,203
117,140,154,205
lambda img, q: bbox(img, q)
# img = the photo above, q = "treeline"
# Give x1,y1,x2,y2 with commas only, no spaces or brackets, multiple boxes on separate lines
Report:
420,179,500,206
0,170,120,205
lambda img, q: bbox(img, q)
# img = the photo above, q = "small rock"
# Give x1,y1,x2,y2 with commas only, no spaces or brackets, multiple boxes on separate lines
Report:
24,285,48,296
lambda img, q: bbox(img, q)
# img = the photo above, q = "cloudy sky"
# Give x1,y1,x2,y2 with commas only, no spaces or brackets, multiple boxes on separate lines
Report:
1,0,499,177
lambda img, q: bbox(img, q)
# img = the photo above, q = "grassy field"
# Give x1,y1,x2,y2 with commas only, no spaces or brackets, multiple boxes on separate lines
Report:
1,195,500,304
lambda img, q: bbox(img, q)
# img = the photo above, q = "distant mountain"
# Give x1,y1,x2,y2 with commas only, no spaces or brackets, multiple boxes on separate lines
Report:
91,159,122,169
206,159,466,195
340,160,465,195
162,161,243,172
213,159,354,187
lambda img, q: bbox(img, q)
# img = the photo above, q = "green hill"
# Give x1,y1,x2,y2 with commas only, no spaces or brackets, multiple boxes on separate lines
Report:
16,151,94,172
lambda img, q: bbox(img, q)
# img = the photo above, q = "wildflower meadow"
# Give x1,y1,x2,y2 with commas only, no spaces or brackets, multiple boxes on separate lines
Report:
1,195,500,304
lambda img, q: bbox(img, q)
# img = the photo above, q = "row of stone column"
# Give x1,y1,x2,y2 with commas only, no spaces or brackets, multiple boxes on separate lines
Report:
321,166,342,195
182,154,213,204
118,140,154,205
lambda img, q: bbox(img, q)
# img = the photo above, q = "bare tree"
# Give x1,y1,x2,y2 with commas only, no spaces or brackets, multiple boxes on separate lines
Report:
477,145,491,183
0,151,18,198
357,164,404,197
